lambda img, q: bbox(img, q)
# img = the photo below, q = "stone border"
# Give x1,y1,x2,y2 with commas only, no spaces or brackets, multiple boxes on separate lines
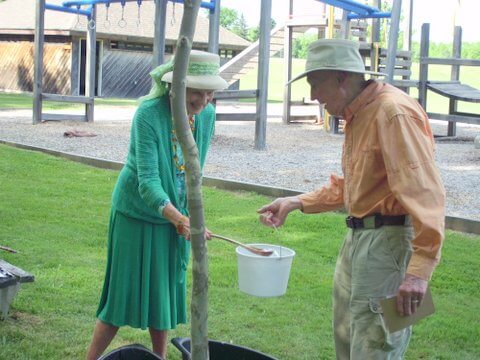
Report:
2,139,479,235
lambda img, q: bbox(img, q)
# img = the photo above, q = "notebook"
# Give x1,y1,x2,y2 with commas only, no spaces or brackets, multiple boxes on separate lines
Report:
380,287,435,333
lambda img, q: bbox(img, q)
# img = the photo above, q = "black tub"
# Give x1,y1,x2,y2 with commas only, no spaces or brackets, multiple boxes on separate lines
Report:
171,337,278,360
98,343,163,360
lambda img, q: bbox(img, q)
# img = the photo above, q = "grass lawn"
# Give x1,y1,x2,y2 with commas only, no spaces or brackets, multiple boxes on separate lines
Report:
0,92,135,111
0,144,479,359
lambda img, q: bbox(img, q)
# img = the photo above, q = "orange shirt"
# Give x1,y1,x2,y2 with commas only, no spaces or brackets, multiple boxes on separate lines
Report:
299,81,445,280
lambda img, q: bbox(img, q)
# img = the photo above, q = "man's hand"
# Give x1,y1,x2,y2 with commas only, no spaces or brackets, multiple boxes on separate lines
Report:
257,196,303,228
396,274,428,316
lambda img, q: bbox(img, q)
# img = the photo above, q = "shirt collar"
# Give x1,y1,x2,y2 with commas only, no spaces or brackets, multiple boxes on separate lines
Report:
343,80,383,122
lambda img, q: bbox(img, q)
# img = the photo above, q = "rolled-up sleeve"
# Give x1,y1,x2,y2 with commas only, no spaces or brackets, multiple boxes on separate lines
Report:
299,174,345,214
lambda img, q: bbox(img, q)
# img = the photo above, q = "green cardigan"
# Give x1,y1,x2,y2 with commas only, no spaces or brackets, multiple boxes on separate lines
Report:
111,95,215,224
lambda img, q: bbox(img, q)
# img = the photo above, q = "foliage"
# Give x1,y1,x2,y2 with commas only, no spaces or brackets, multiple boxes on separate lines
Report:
410,41,480,61
246,19,276,43
247,26,260,42
220,7,248,40
219,7,239,31
220,6,275,42
462,42,480,59
0,145,480,360
233,14,249,40
292,33,319,59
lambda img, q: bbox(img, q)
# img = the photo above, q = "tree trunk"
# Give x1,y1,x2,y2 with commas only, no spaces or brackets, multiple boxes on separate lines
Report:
170,1,209,359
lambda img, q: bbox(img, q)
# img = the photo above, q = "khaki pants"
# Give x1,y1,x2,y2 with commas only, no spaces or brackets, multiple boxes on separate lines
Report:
333,222,414,359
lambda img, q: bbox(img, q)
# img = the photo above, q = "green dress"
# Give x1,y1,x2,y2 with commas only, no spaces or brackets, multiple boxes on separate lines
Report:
96,95,215,330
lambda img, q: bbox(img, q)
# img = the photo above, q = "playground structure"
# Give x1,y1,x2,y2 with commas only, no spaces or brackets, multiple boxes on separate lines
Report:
32,0,220,123
282,0,407,126
418,22,480,136
32,0,274,149
33,0,412,148
33,0,479,144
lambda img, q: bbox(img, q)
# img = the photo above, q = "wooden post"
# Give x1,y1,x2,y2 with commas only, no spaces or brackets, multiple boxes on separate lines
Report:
33,0,45,124
255,0,272,150
406,0,413,51
385,0,402,84
370,42,380,73
327,5,334,39
340,10,350,39
418,23,430,109
85,5,96,122
71,37,81,96
282,0,293,124
448,26,462,136
282,24,292,124
208,0,220,54
371,0,381,43
153,0,168,67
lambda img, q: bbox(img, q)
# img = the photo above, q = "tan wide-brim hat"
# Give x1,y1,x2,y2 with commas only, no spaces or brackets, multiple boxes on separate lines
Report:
288,39,386,84
162,50,228,91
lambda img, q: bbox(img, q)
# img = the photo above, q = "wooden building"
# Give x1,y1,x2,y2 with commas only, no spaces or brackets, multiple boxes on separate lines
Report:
0,0,250,98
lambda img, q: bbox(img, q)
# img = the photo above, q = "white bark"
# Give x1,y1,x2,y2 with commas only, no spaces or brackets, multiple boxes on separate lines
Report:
170,1,209,359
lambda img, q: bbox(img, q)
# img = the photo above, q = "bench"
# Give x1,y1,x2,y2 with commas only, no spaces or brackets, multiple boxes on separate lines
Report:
0,259,34,319
418,23,480,136
212,89,259,121
426,81,480,133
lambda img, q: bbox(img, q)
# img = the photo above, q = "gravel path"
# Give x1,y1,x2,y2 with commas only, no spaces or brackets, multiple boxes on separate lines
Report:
1,104,479,221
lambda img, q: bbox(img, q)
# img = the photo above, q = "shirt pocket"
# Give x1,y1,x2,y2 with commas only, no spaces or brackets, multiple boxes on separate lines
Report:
352,143,383,176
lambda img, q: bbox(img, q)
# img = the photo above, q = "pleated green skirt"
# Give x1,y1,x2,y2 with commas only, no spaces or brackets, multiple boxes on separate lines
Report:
96,208,190,330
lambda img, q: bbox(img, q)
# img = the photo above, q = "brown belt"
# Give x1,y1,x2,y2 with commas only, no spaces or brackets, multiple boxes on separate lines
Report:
345,214,407,229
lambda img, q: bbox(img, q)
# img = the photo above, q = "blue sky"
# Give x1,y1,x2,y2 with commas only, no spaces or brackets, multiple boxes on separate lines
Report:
220,0,478,43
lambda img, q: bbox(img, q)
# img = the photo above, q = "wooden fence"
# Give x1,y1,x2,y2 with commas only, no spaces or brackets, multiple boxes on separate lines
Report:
0,41,71,94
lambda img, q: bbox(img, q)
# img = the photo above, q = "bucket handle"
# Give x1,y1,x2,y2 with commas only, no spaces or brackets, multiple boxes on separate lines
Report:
272,224,283,258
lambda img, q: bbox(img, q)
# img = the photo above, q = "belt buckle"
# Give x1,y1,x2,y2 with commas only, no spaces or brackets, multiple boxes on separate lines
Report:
374,214,384,228
346,216,355,228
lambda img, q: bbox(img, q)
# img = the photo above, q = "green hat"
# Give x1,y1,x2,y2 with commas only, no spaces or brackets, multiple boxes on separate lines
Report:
288,39,385,84
162,50,228,91
140,50,228,103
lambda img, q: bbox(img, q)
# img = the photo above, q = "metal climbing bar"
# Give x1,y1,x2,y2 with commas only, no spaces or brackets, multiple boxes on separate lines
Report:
45,3,91,16
318,0,381,16
169,0,215,10
348,12,391,20
62,0,216,10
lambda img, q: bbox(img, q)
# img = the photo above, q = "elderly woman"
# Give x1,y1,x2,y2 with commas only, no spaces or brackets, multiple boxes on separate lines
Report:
86,50,228,360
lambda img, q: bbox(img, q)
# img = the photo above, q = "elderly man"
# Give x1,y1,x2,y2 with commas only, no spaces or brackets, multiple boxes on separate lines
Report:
258,39,445,359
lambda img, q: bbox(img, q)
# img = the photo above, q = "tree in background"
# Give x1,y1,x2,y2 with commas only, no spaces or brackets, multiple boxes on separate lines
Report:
220,6,275,42
247,19,276,42
220,7,239,31
233,14,249,40
292,33,318,59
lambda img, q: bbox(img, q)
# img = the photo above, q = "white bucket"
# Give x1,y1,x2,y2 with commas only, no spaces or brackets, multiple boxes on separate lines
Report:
236,244,295,297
